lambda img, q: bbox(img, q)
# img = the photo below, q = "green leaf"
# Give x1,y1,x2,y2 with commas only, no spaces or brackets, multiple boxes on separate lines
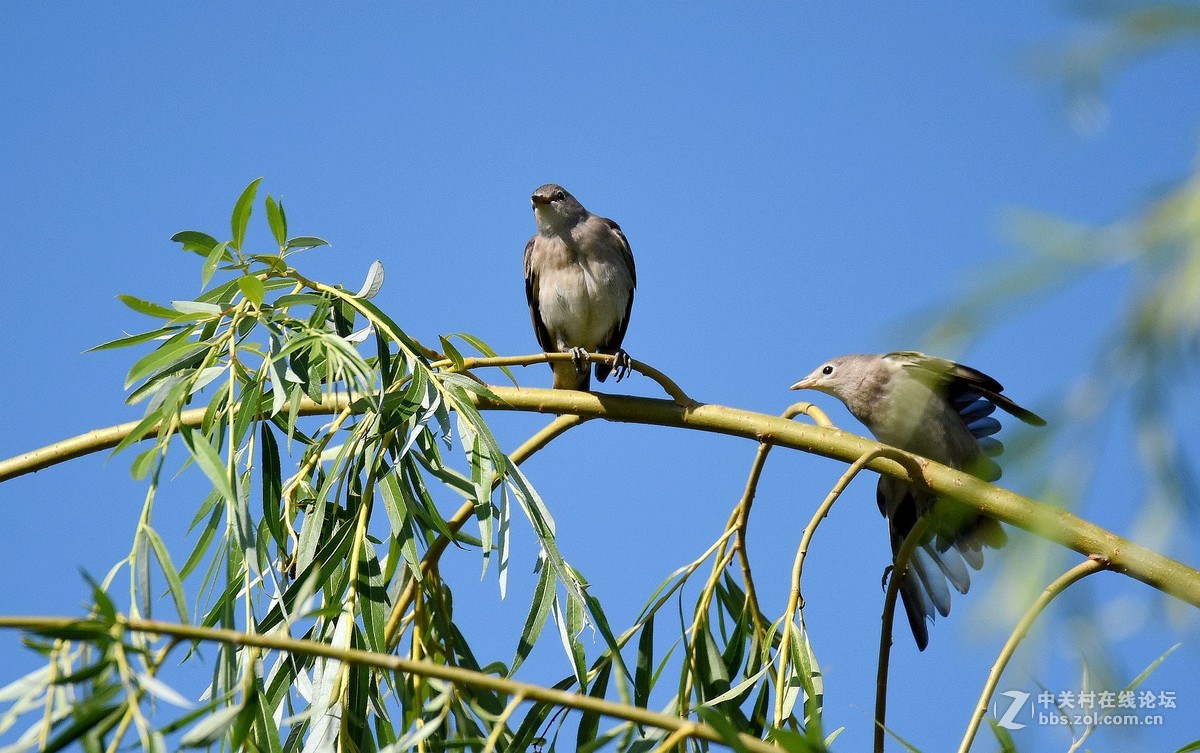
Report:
356,260,385,299
125,337,207,388
284,235,329,251
231,178,263,252
576,662,611,748
695,707,752,753
635,616,654,707
171,300,224,316
178,426,237,506
446,332,519,386
237,275,266,307
1125,642,1180,691
180,703,243,747
137,672,194,709
265,194,287,247
180,501,222,581
87,325,181,352
259,424,286,550
118,294,177,319
172,230,221,256
510,557,555,676
201,241,232,289
144,526,189,623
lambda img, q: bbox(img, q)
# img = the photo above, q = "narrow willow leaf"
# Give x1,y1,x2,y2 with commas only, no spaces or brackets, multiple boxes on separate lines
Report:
576,663,611,748
497,484,511,598
201,241,232,289
446,331,518,385
438,335,465,369
0,664,52,703
130,446,159,481
284,236,329,251
237,275,267,307
695,707,752,753
259,424,286,550
231,178,263,252
358,546,389,654
356,260,385,299
178,426,237,506
302,616,348,753
118,294,179,320
171,300,225,316
265,195,287,247
137,673,194,709
87,325,181,352
125,339,207,389
1125,642,1180,691
41,701,123,752
379,471,422,582
144,527,189,623
180,703,243,747
172,230,221,256
180,502,222,581
635,615,654,707
702,664,770,707
510,556,555,676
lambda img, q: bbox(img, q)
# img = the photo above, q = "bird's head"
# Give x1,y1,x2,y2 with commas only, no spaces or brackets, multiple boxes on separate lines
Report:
790,354,875,404
531,184,588,232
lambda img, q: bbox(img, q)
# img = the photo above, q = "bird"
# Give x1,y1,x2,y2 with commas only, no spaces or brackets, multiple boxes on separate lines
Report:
524,184,636,391
790,351,1045,650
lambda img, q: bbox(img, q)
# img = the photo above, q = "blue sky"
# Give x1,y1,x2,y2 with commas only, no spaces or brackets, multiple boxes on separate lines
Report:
2,3,1199,751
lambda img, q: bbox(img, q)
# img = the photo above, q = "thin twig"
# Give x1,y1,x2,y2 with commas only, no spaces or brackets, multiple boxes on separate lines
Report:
874,519,931,753
481,693,524,753
431,352,694,405
956,557,1108,753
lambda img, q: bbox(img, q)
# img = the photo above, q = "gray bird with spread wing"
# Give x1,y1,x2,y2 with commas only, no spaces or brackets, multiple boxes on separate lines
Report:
790,351,1045,650
524,184,636,391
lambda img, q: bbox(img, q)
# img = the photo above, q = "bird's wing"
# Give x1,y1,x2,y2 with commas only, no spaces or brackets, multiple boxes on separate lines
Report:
887,351,1046,426
524,236,555,354
593,218,636,383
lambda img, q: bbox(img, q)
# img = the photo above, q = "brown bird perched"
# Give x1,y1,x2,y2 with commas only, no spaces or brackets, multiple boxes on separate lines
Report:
523,184,636,390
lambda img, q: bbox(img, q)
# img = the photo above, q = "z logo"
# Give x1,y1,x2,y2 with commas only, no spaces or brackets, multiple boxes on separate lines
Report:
994,690,1030,730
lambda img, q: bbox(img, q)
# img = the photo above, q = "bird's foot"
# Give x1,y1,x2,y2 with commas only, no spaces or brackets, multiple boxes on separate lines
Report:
569,347,590,373
612,349,632,382
881,565,894,590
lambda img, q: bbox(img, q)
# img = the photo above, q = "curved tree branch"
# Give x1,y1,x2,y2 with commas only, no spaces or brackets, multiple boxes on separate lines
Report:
0,615,785,753
2,384,1198,610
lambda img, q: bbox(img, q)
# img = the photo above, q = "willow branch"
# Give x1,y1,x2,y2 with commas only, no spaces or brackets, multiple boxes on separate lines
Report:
0,615,786,753
956,557,1108,753
874,519,931,753
432,352,693,405
3,386,1199,611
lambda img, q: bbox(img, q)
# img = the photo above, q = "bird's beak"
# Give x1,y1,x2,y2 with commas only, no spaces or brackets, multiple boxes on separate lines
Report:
789,377,815,391
531,194,552,207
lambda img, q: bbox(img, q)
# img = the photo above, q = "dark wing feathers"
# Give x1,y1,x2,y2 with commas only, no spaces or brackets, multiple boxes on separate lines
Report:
523,237,555,355
593,217,636,383
889,351,1046,427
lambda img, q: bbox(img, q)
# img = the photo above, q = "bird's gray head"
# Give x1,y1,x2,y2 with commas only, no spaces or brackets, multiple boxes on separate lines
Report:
531,184,589,233
789,354,883,416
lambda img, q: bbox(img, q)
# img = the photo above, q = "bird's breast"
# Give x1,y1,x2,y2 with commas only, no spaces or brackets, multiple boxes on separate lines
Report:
534,238,631,351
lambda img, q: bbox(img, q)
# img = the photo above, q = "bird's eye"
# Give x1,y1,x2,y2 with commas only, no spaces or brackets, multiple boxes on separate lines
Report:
821,365,834,376
554,191,565,201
